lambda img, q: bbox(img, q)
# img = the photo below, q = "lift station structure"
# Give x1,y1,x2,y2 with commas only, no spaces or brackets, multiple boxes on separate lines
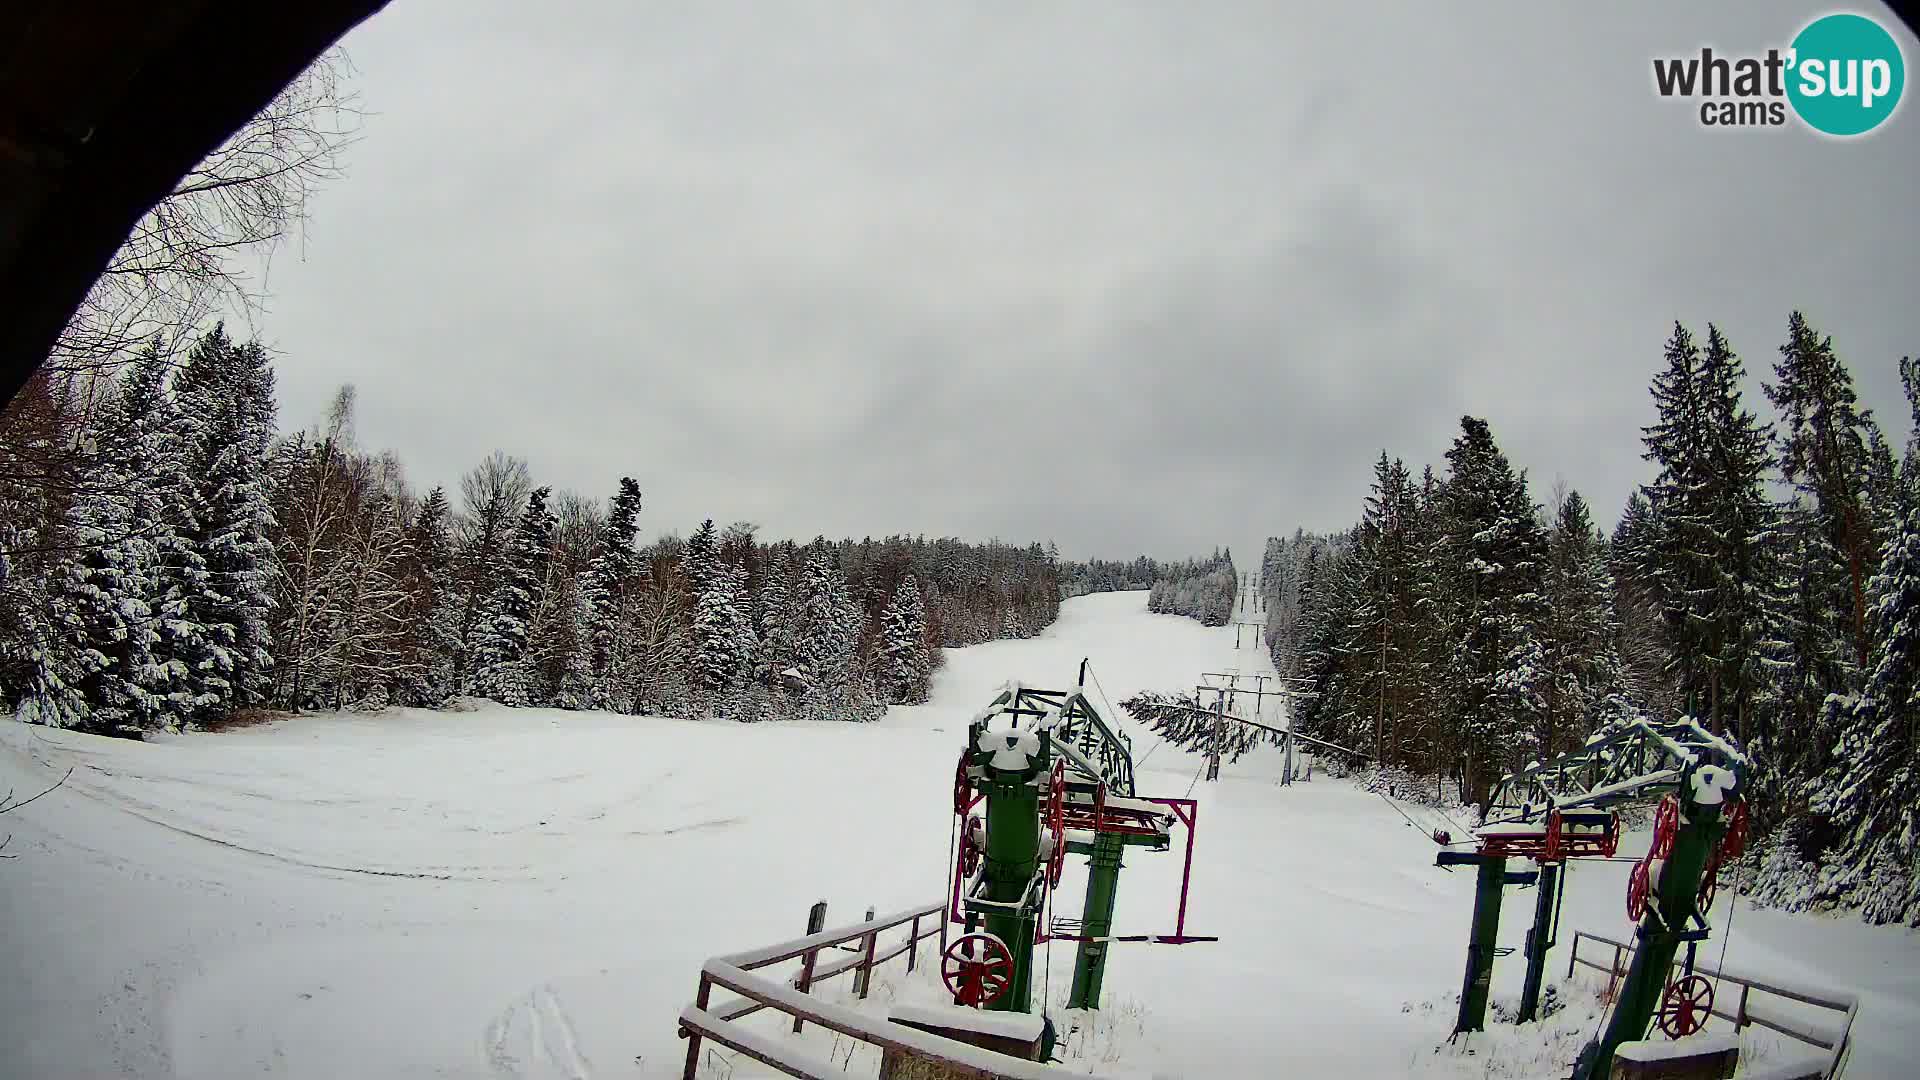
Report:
1437,717,1750,1080
943,662,1213,1032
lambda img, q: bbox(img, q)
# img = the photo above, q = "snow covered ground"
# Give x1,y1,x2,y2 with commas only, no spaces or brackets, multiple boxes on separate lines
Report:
2,591,1914,1078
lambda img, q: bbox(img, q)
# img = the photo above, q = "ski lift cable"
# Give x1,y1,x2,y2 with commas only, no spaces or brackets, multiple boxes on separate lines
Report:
1710,868,1742,1030
1374,787,1457,847
1087,660,1176,770
1182,755,1209,799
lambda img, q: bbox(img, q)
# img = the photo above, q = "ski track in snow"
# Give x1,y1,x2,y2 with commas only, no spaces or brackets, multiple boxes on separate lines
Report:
2,590,1916,1079
486,985,591,1080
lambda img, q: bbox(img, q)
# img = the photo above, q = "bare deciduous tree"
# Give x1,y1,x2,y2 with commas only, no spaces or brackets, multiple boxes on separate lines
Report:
50,51,362,382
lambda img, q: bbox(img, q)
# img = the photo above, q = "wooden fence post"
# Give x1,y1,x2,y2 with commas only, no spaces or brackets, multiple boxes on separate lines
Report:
793,901,827,1034
855,907,878,999
908,914,922,973
682,972,712,1080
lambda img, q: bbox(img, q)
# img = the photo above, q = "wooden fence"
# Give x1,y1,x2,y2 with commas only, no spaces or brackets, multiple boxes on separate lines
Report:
1567,930,1857,1080
677,900,1125,1080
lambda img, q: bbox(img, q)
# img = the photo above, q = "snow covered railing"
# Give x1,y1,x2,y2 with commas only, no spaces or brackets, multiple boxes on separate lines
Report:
1568,931,1857,1079
679,901,1123,1080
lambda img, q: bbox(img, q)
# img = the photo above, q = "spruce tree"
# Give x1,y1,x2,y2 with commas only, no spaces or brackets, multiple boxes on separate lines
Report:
1769,311,1881,670
176,329,279,715
757,545,797,684
119,346,210,730
1640,323,1777,738
878,575,932,704
584,477,642,709
686,534,746,696
471,487,554,705
1611,492,1677,718
397,486,460,706
1808,506,1920,924
60,385,159,735
1539,490,1621,755
1442,416,1549,805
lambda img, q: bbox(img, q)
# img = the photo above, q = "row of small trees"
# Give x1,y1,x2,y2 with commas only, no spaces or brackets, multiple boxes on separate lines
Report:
1146,551,1237,626
1260,312,1920,924
0,327,1078,733
1060,556,1159,598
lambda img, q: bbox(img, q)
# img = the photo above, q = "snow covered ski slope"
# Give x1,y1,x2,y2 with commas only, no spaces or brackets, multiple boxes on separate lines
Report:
1,592,1914,1078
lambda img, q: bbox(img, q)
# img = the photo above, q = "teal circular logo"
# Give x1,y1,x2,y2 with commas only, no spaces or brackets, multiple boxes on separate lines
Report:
1787,13,1905,136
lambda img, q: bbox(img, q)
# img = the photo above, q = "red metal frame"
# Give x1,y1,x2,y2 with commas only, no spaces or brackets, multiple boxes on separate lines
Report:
947,791,988,926
948,784,1216,946
1476,810,1620,862
1038,795,1215,945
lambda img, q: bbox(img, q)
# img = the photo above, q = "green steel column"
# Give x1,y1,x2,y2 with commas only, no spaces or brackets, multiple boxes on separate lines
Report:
1517,861,1560,1023
1067,829,1126,1009
1454,855,1508,1034
981,756,1042,1013
1573,794,1726,1080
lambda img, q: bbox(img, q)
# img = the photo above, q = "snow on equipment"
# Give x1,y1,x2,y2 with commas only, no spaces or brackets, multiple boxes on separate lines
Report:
948,660,1214,1026
1440,717,1749,1080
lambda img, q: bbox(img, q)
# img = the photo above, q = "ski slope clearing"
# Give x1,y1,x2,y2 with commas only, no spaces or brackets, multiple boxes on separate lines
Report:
1,592,1914,1078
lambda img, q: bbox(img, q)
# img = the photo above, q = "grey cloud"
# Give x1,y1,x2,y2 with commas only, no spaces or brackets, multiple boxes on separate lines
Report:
251,0,1920,560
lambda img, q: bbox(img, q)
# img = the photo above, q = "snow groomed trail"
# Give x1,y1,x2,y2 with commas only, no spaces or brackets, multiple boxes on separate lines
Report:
1,592,1914,1078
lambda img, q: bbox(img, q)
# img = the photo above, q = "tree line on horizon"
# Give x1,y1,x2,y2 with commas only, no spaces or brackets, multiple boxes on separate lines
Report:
0,325,1198,735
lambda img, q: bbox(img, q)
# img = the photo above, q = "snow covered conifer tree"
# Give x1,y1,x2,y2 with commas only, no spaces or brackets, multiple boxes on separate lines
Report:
584,477,642,709
684,521,750,697
728,562,760,684
757,545,796,684
1805,506,1920,924
878,575,932,704
1442,416,1549,805
59,385,160,735
1540,490,1623,755
1769,311,1881,672
683,519,720,595
396,486,460,706
176,329,279,716
790,547,862,716
118,346,210,730
471,487,554,705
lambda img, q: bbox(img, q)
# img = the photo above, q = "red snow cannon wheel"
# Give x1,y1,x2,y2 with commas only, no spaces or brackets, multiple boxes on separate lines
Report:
1657,974,1714,1039
1721,798,1749,860
1627,859,1652,922
942,932,1014,1007
1044,762,1067,886
1696,854,1719,913
1651,796,1679,860
954,751,972,816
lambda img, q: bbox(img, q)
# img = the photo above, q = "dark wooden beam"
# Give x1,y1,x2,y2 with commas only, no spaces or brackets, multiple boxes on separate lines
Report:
0,1,391,403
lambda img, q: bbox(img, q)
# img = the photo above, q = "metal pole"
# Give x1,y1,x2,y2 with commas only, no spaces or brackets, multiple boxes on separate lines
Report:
1207,698,1223,782
1455,855,1507,1034
981,745,1043,1013
1573,791,1727,1080
1518,861,1560,1023
1067,829,1125,1009
1283,690,1295,786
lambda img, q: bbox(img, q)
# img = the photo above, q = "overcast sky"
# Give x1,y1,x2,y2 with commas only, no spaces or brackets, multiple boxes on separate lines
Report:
242,1,1920,561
